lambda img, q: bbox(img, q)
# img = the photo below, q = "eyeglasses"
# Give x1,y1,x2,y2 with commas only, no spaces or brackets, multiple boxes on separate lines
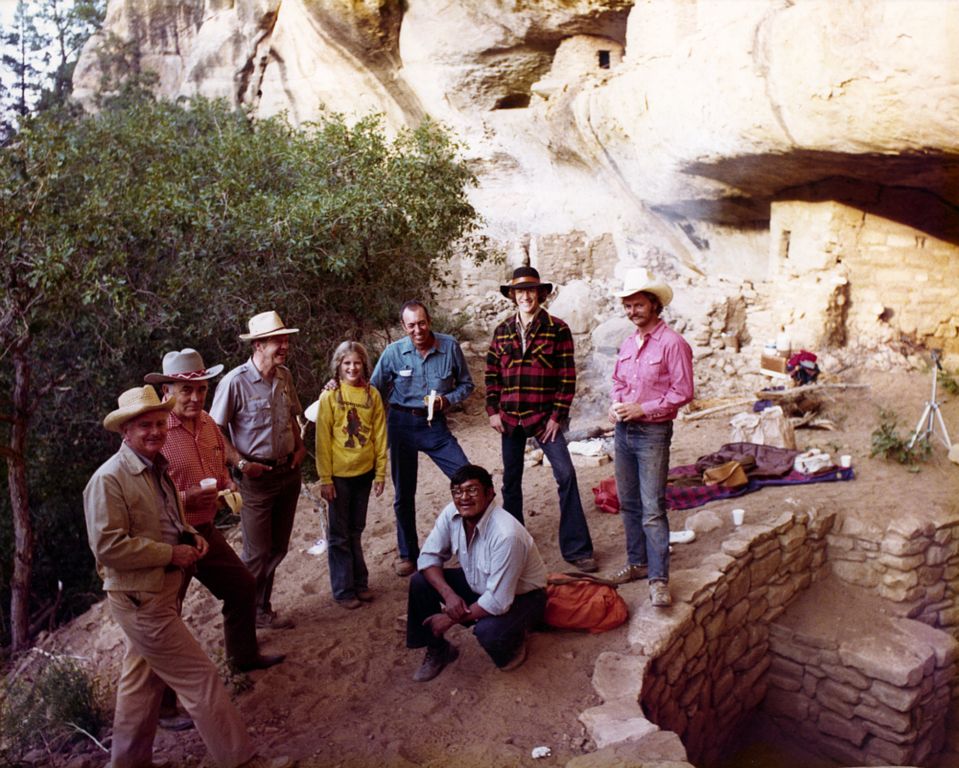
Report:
451,485,483,498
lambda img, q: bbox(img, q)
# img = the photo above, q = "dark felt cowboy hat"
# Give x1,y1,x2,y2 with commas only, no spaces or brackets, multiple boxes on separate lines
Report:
499,266,553,298
144,349,224,384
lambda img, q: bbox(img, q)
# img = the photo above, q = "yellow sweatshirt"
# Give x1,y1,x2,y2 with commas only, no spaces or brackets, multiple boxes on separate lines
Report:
315,382,386,484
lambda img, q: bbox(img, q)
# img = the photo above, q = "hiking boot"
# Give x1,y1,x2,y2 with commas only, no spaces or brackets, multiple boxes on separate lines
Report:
335,597,363,610
567,556,599,573
498,639,528,672
412,642,459,682
356,588,374,602
158,714,193,731
233,653,286,672
394,558,416,577
608,563,648,584
649,580,672,607
256,609,295,630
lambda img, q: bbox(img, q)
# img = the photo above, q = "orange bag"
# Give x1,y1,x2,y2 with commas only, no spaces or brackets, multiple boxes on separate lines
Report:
544,573,629,633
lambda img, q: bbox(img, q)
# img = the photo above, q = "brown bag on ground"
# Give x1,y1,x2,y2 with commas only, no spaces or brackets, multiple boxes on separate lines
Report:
702,459,748,489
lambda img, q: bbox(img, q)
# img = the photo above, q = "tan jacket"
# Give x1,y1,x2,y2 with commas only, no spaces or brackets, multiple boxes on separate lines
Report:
83,442,195,593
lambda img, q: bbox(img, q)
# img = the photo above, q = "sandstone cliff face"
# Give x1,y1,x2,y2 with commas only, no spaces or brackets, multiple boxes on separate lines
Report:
73,0,959,380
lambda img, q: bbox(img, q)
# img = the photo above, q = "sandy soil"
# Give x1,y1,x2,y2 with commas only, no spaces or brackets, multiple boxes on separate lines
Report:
36,367,959,767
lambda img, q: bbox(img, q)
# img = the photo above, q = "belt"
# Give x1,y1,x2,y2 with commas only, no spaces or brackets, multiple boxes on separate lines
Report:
246,453,293,467
389,404,429,417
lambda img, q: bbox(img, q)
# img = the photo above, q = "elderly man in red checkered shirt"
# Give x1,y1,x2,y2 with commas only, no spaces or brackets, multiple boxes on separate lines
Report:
485,267,597,573
145,349,285,675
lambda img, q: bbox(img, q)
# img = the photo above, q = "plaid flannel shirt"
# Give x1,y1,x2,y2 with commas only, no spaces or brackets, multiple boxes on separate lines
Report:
160,410,231,526
485,310,577,435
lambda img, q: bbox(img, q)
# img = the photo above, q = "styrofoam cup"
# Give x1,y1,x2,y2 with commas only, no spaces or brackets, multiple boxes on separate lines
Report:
200,477,217,490
732,508,745,526
840,455,852,469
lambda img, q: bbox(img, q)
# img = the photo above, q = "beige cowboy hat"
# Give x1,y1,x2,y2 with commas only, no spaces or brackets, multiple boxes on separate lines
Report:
500,266,553,298
144,348,224,384
103,385,176,433
614,268,673,307
239,311,300,341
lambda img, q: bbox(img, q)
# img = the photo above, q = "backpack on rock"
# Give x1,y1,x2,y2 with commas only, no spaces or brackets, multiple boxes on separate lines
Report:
544,572,629,634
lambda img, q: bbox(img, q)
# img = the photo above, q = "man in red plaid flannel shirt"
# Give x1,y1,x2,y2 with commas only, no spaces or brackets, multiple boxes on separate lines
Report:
485,267,596,572
146,349,285,675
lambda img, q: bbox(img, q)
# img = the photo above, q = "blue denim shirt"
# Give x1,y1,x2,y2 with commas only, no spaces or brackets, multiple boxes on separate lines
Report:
371,332,474,409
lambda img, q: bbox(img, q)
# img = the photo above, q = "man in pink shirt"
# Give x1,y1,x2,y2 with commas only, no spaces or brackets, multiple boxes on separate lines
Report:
607,270,694,607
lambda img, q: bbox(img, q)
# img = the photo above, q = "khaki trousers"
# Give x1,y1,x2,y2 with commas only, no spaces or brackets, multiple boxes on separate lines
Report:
108,570,256,768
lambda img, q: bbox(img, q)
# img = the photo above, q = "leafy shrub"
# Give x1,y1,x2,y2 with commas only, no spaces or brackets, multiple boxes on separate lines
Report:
870,409,930,467
0,651,106,764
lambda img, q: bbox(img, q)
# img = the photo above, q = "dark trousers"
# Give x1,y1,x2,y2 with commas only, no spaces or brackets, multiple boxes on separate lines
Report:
238,463,301,613
388,409,469,560
406,569,547,668
327,471,373,601
501,423,594,562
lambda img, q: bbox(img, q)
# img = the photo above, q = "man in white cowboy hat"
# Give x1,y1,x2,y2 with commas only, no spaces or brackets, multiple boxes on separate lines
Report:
370,300,474,576
485,266,597,572
607,269,694,608
83,386,291,768
210,311,307,629
147,349,285,673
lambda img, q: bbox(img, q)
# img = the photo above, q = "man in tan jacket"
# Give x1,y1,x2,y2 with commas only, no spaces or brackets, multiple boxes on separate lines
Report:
83,385,290,768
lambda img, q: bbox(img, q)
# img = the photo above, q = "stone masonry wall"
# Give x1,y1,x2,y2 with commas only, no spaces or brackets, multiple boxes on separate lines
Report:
764,614,957,766
581,508,835,767
828,511,959,652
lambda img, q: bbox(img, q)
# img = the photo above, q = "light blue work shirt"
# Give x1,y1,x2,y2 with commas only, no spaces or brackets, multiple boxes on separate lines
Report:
370,333,474,409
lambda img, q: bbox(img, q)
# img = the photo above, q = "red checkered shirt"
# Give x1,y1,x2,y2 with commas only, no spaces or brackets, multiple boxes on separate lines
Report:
485,310,577,435
160,410,231,526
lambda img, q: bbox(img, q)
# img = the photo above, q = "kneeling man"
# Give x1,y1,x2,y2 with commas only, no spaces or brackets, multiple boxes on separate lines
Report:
406,464,547,681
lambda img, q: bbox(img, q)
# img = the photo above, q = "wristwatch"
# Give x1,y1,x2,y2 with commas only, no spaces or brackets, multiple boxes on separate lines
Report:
236,459,248,473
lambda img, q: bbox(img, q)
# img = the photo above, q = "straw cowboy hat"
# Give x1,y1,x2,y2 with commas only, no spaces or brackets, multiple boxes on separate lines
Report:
500,266,553,298
103,385,176,433
614,268,674,307
144,348,224,384
239,311,300,341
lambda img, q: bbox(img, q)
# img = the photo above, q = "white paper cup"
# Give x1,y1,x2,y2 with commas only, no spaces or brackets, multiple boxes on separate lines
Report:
840,455,852,469
732,508,745,526
200,477,217,490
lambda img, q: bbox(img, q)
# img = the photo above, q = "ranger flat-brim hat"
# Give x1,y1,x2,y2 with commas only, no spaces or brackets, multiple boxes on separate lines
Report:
614,268,673,307
239,310,300,341
144,348,224,384
103,385,176,433
500,266,553,298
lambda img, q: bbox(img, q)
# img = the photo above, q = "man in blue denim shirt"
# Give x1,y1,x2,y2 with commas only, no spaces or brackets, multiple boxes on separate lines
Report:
371,300,474,576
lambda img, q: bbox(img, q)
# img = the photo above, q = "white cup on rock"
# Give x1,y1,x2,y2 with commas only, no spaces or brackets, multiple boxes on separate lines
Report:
732,508,745,526
840,455,852,469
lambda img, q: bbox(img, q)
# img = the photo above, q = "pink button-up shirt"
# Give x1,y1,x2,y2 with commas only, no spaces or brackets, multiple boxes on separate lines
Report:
611,320,694,422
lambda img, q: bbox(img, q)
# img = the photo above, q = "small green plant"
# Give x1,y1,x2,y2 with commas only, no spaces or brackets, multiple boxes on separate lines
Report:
938,369,959,396
870,409,931,467
0,651,107,765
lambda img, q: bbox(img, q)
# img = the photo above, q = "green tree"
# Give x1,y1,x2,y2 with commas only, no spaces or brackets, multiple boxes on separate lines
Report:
0,93,484,651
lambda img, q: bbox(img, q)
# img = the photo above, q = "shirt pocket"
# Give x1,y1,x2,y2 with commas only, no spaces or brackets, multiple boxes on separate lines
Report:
426,360,454,394
530,340,556,369
639,355,668,388
393,369,416,397
237,398,272,429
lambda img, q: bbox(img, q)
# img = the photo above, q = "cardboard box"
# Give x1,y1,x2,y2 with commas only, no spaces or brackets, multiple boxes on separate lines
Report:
760,353,789,377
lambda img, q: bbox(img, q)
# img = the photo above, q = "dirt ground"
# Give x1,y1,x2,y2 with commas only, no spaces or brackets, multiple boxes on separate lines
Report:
38,367,959,767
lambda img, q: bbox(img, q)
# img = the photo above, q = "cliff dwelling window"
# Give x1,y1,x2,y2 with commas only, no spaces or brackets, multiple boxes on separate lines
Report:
494,93,531,109
598,50,611,69
778,229,791,263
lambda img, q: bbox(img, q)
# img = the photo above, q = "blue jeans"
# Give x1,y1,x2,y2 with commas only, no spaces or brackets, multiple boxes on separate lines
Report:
501,424,593,562
406,569,547,667
327,471,373,601
614,420,673,581
388,409,469,560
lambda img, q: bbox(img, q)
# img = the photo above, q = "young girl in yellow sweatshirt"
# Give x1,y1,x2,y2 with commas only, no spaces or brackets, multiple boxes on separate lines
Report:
316,342,386,608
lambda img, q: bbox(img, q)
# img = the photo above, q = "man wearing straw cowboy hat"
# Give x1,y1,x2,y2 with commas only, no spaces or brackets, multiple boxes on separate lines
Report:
147,349,285,672
607,269,694,608
210,311,307,630
83,386,292,768
486,266,597,573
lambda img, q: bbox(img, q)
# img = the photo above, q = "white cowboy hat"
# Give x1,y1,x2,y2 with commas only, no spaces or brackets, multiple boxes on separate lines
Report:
144,348,224,384
304,399,319,423
103,385,176,433
239,311,300,341
614,268,673,307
